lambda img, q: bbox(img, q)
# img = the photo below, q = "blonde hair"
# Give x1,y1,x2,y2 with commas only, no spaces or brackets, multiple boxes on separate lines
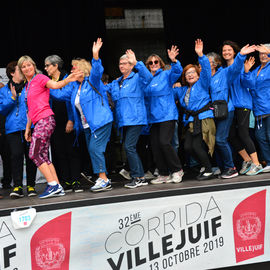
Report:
17,55,37,79
72,58,92,76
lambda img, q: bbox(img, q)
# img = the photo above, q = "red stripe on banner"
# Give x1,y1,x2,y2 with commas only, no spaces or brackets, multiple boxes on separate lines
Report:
233,190,266,263
30,212,72,270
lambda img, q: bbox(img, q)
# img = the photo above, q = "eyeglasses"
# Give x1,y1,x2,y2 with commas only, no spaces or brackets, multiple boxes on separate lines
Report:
149,60,159,66
44,64,52,68
185,70,197,76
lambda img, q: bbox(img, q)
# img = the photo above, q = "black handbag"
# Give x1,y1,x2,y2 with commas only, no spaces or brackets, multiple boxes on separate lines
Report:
211,100,228,120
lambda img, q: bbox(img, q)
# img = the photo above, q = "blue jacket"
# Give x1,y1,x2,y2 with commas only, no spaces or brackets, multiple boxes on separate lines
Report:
241,61,270,117
174,55,212,126
0,85,28,134
230,67,252,110
106,61,152,128
50,58,113,135
210,52,246,112
144,60,182,124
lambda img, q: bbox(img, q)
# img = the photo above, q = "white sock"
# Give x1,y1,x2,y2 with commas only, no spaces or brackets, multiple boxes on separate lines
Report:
48,181,58,186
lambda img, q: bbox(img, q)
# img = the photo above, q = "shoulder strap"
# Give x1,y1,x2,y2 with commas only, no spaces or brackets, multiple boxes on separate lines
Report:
87,80,104,106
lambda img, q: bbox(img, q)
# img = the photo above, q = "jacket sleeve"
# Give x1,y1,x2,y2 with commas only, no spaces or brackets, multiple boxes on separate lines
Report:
240,70,256,90
0,87,16,116
50,83,73,101
135,61,153,87
226,52,246,82
66,101,74,122
198,55,212,90
89,58,104,89
168,60,183,87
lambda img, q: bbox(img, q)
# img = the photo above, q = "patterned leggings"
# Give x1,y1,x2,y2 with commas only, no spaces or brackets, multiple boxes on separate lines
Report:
29,115,56,167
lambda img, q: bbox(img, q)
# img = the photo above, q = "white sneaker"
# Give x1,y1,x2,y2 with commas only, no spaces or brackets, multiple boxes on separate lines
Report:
119,169,132,180
151,175,172,184
144,170,155,180
262,165,270,173
171,170,184,183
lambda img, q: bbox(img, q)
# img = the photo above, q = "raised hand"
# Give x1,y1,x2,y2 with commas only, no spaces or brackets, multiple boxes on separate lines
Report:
126,49,137,66
10,83,17,99
256,44,270,54
244,56,255,73
92,38,103,60
240,44,256,55
195,39,203,57
167,45,179,63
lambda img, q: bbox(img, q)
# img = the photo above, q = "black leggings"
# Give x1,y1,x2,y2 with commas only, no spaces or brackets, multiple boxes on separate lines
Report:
229,108,256,155
184,130,212,173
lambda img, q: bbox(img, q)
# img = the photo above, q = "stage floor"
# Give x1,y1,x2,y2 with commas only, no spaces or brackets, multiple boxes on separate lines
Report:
1,169,270,216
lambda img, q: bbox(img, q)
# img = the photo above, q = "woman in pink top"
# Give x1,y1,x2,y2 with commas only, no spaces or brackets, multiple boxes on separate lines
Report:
17,55,81,199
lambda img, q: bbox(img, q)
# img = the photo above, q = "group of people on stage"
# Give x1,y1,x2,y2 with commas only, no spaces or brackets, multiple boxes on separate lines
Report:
0,37,269,199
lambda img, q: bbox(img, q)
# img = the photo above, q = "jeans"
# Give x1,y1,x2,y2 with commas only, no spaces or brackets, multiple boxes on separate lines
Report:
215,111,234,169
255,115,270,165
123,125,144,178
84,122,112,174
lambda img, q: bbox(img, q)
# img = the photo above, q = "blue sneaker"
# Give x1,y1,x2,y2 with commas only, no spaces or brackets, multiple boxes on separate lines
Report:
39,184,61,199
90,178,112,192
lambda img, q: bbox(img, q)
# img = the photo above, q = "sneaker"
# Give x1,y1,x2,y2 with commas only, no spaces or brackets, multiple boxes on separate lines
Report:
54,187,66,197
262,165,270,173
27,186,37,197
151,175,172,184
197,172,214,180
246,164,264,176
72,181,84,193
212,167,221,175
39,184,61,199
119,169,131,180
171,170,184,183
80,172,95,184
91,178,112,192
10,186,24,198
124,178,141,189
137,177,148,186
62,182,73,193
144,170,155,180
153,168,159,177
221,167,239,179
239,160,252,175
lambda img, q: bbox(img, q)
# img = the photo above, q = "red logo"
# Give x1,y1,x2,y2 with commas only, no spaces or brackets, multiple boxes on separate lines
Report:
30,212,72,269
233,190,266,263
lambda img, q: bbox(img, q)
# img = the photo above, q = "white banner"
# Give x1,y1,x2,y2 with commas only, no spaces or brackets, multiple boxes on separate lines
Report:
0,186,269,270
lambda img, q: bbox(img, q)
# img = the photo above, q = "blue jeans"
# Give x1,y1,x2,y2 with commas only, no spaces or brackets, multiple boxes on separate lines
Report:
215,111,234,169
123,125,144,178
255,116,270,165
84,122,112,174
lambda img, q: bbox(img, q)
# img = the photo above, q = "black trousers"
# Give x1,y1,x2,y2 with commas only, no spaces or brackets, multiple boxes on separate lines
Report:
0,132,12,186
150,120,182,175
6,131,37,187
50,127,83,184
184,130,212,173
229,108,257,155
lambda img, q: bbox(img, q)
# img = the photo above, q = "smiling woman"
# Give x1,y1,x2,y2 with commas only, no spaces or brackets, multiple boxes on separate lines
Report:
16,55,81,199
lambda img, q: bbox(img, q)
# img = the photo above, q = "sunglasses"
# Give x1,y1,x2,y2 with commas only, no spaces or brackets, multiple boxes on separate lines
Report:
149,60,159,65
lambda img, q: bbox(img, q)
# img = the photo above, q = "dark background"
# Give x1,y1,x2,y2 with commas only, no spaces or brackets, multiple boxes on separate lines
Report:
1,0,270,78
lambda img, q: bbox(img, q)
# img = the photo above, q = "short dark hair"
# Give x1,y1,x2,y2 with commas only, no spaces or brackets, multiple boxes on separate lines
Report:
6,61,17,80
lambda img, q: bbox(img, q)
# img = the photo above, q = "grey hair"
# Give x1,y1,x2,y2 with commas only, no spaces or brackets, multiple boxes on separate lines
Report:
45,55,64,70
119,54,128,61
264,44,270,50
206,52,222,68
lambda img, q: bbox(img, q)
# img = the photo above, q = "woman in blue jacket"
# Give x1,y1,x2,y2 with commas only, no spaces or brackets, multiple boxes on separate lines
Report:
206,43,255,179
50,38,113,192
106,49,153,188
144,45,184,184
241,44,270,173
221,41,261,176
174,39,214,180
0,61,37,198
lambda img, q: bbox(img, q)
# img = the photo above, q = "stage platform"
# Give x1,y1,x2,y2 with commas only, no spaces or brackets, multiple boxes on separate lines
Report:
1,170,270,216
